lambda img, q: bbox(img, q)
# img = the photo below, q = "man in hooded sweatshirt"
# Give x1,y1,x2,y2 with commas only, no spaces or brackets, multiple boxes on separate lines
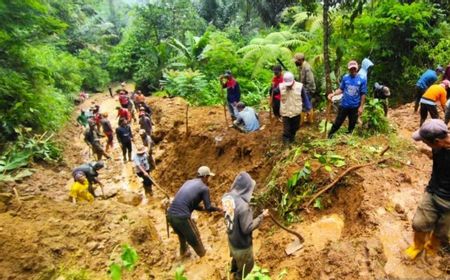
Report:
222,172,269,279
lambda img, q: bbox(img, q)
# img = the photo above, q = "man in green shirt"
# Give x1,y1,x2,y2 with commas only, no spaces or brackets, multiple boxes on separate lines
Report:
77,109,89,127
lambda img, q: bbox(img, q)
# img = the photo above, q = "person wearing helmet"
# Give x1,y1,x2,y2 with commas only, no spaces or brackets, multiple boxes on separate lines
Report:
327,60,367,139
419,80,450,126
167,166,222,258
72,161,105,197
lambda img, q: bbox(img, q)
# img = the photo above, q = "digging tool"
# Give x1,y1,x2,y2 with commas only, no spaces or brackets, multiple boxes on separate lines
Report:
268,212,304,255
276,58,289,72
323,99,332,138
219,76,228,127
145,174,171,238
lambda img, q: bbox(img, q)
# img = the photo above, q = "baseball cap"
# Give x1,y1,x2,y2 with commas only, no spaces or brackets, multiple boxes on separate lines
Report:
224,70,232,77
283,71,295,86
93,161,104,170
347,60,359,70
412,119,448,142
436,66,444,74
236,102,245,110
197,166,215,177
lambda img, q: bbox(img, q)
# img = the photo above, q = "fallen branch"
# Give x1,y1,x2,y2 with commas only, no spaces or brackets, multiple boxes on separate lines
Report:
302,157,389,210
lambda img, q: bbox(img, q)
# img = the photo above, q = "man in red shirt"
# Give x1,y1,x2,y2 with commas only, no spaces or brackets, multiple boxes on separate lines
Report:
116,106,131,124
270,65,283,120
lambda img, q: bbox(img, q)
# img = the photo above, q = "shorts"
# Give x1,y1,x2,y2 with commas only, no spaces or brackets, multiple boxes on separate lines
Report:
412,191,450,243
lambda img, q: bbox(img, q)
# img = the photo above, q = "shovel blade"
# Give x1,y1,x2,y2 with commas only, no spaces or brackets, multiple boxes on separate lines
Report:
285,238,303,256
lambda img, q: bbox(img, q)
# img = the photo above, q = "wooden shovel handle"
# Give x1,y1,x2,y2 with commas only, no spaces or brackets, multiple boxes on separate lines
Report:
269,213,304,243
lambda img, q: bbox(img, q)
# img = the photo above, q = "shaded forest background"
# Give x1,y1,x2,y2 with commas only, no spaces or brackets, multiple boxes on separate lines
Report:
1,0,450,144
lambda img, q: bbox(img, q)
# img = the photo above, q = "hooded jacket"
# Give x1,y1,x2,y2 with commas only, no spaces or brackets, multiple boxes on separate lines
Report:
222,172,264,249
357,58,374,82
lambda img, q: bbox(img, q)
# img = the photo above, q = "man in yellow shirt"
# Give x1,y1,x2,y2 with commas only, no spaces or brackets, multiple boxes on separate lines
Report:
419,80,450,126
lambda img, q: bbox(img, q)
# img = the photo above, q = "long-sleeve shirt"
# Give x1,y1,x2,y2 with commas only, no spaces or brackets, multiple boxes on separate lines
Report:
416,69,437,91
223,78,241,103
300,61,316,94
168,178,220,218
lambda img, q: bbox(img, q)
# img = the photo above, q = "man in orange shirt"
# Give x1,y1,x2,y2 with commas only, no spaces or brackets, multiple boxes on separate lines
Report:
419,80,450,126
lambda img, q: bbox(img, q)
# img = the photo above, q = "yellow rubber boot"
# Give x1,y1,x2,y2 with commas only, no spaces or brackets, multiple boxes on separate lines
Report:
301,112,307,124
405,231,427,260
307,110,314,123
424,233,440,256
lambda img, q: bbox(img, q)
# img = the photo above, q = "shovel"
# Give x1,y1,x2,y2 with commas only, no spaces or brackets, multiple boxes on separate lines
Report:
268,212,304,255
145,174,171,238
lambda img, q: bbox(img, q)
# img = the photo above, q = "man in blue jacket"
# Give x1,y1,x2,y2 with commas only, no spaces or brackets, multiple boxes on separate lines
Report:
222,172,269,279
220,70,241,120
167,166,222,258
327,60,367,139
414,66,444,112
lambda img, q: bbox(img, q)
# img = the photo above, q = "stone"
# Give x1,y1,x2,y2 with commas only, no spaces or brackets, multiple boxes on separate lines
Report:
0,193,13,204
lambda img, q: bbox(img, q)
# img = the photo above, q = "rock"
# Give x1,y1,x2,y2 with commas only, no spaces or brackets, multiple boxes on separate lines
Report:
116,191,142,206
394,203,405,214
0,202,7,213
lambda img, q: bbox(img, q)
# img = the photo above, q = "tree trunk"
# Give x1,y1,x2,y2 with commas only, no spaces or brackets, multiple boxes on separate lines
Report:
323,0,333,138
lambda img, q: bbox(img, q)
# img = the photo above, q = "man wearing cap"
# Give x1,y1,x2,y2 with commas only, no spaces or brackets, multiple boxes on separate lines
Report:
327,60,367,139
220,70,241,120
405,119,450,259
279,71,312,143
414,67,444,113
167,166,222,258
418,80,449,126
222,172,269,279
294,53,316,124
72,161,105,197
233,102,260,133
133,146,154,197
270,65,283,119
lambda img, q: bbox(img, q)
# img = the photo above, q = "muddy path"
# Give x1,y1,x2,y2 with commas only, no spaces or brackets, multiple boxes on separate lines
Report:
0,88,449,279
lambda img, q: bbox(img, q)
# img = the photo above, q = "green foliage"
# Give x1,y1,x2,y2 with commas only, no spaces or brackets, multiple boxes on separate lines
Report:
243,265,270,280
313,152,346,173
109,244,139,280
0,127,61,182
161,69,221,106
279,161,315,222
360,98,390,135
174,265,188,280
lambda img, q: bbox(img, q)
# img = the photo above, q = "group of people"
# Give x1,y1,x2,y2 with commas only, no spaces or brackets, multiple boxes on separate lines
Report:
166,166,269,279
414,66,450,126
71,85,156,204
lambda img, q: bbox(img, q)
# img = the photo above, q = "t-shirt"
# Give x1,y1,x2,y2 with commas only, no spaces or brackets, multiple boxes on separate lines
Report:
236,107,260,132
77,114,89,127
100,118,112,133
70,180,94,203
421,84,447,107
416,69,437,91
119,94,130,106
168,178,218,218
427,148,450,200
133,153,150,173
115,125,133,144
339,74,367,109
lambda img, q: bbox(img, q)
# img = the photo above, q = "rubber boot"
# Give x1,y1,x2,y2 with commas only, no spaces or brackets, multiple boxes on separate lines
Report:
307,110,314,123
301,112,307,124
424,232,440,256
405,231,427,260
